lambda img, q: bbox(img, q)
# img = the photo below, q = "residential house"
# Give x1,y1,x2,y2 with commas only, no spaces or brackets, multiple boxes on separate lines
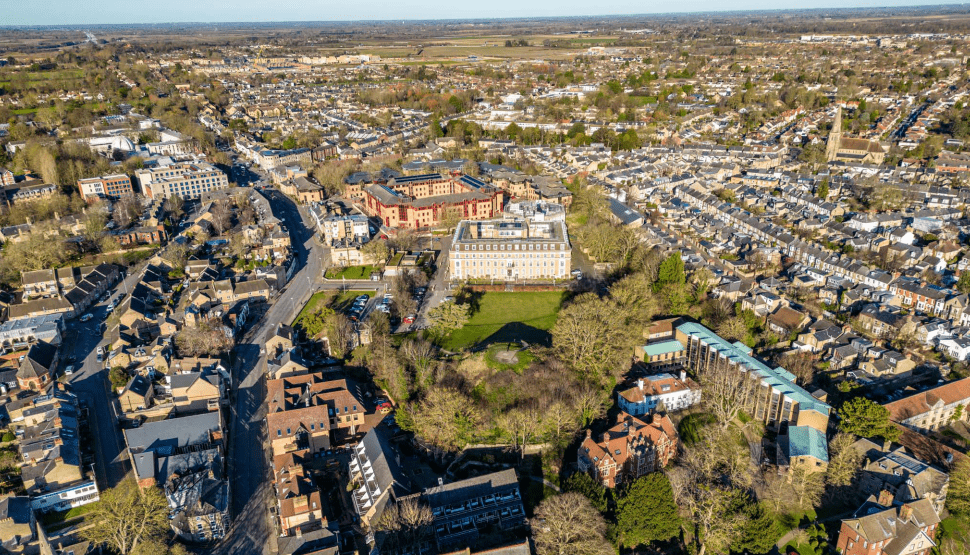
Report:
617,372,701,415
577,412,678,488
397,469,526,553
266,373,365,458
0,496,35,551
883,377,970,433
835,496,939,555
349,422,412,530
17,341,58,391
854,439,949,515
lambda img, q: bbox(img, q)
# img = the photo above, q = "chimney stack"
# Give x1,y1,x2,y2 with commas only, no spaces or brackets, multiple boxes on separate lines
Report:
585,429,592,440
899,504,914,522
680,370,687,382
636,378,644,390
877,489,894,507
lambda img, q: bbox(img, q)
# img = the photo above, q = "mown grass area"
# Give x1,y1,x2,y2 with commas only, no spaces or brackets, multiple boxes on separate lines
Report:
483,343,535,374
439,291,564,351
39,501,99,527
325,265,379,280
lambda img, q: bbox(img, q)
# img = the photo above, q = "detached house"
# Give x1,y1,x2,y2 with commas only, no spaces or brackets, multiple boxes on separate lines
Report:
577,412,678,488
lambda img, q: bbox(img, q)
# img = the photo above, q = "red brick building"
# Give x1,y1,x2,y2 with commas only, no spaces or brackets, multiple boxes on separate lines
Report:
362,173,504,230
576,412,678,488
836,495,940,555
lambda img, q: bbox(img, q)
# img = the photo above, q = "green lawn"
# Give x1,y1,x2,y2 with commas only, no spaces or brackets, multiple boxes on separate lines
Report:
439,291,565,351
325,265,379,280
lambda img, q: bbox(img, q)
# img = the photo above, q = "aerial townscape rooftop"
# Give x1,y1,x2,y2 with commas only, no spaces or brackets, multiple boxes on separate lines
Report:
3,4,970,555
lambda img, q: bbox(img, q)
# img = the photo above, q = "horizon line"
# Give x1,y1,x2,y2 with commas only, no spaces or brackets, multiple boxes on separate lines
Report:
3,2,970,29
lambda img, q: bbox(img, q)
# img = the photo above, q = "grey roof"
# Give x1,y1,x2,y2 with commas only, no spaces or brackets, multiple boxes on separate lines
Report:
359,422,411,500
0,495,31,524
18,340,57,380
421,468,519,509
277,526,339,555
124,411,221,456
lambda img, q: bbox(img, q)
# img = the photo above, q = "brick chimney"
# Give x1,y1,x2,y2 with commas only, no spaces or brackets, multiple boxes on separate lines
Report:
877,489,894,507
899,504,913,522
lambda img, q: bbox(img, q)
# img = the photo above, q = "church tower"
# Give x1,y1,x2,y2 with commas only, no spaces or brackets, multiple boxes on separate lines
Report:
825,106,843,162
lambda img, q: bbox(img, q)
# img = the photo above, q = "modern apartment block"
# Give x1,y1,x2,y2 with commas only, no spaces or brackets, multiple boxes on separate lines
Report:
76,174,135,202
675,322,831,432
448,218,571,281
135,161,229,200
362,173,504,229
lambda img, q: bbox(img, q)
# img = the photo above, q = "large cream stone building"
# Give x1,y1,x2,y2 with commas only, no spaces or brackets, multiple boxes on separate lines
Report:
448,218,571,281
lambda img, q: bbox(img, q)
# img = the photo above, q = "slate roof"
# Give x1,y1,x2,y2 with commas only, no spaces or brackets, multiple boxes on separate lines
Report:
18,340,57,380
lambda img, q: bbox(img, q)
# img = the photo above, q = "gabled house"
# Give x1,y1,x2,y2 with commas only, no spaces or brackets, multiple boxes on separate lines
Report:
577,412,678,488
17,340,58,391
835,496,940,555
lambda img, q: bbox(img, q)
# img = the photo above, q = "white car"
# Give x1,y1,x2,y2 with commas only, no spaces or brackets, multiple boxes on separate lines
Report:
64,366,74,376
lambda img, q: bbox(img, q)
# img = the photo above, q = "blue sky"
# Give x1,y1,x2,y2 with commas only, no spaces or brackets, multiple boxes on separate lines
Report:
4,0,967,26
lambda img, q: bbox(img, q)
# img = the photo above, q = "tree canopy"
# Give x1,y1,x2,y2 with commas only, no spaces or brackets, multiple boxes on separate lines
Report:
838,397,901,442
613,473,681,548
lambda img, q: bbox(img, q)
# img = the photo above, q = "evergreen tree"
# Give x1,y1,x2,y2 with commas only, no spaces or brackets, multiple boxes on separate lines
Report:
655,252,686,289
563,471,609,513
838,397,901,442
613,473,681,548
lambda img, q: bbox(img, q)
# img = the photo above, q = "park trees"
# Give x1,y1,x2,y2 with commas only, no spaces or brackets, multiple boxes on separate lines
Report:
361,238,390,266
838,397,901,441
374,498,434,554
562,471,608,513
81,479,169,555
532,493,613,555
401,386,482,452
427,302,471,339
551,293,635,382
613,473,681,548
697,358,756,430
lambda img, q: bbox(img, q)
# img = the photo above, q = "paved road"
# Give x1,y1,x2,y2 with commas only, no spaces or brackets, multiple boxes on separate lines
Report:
66,267,152,489
214,188,324,555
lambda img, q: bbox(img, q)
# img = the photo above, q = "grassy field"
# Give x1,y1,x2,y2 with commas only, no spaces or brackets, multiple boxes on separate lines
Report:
325,265,379,280
439,291,564,351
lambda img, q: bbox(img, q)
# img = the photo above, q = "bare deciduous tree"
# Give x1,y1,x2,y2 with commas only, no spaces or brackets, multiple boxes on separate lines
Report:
532,493,613,555
698,359,756,429
374,498,433,553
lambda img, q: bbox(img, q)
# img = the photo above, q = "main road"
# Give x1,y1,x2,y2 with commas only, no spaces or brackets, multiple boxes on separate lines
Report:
213,187,325,555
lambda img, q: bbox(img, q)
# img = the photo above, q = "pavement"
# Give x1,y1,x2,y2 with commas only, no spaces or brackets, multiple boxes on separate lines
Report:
66,266,155,489
213,187,325,555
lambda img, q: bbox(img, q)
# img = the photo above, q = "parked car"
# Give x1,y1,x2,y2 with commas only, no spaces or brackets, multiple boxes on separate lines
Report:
64,365,74,376
79,314,94,322
403,314,416,324
377,402,393,414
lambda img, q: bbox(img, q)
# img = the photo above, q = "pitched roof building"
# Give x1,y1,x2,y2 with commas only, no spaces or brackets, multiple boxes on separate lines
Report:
883,377,970,433
577,412,678,488
836,496,940,555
